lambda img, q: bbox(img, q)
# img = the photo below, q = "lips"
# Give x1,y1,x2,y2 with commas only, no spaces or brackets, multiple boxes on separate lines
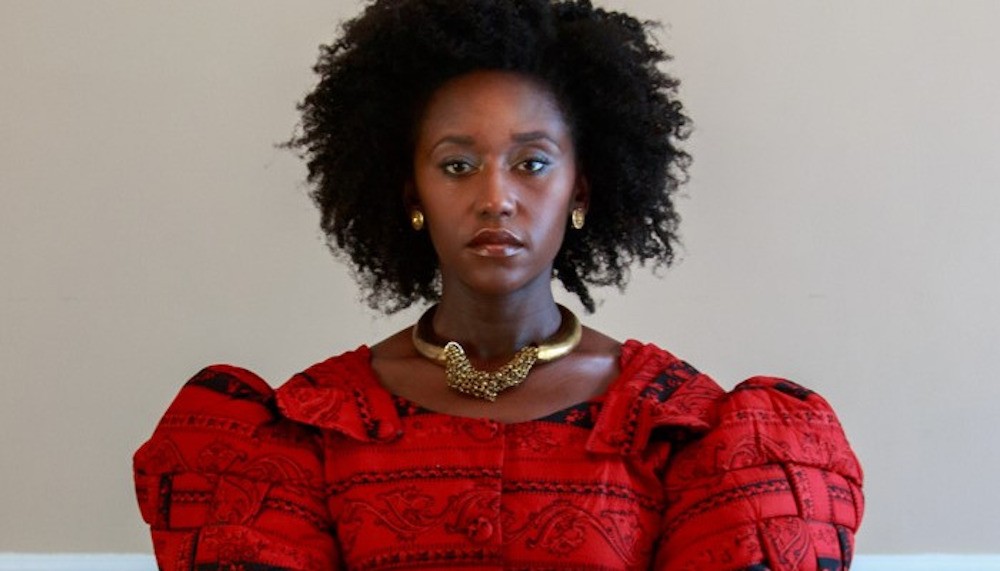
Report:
467,228,525,257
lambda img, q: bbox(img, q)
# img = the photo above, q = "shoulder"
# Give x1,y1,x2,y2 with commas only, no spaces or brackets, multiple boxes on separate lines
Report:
276,346,404,442
134,364,288,460
133,364,323,485
134,346,382,481
587,341,726,455
133,364,340,568
657,374,864,570
669,375,863,485
143,364,276,423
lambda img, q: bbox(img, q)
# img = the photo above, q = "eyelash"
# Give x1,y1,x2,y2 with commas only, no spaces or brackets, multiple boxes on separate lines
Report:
517,156,551,174
438,156,551,176
440,159,477,176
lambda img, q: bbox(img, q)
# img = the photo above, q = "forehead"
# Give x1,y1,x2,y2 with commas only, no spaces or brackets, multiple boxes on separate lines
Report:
416,71,571,142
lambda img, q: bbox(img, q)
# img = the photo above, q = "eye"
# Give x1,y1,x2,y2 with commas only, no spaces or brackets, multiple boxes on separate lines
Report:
516,156,551,174
440,158,478,176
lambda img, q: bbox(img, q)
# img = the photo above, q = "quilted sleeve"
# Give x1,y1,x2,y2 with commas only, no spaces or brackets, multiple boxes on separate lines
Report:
654,376,864,571
133,365,340,570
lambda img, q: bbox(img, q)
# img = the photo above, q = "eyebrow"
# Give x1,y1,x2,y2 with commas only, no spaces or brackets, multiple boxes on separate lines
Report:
430,131,563,152
431,135,475,150
511,131,563,149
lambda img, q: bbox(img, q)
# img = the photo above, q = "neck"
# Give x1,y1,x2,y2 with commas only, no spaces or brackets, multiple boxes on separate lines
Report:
431,288,563,363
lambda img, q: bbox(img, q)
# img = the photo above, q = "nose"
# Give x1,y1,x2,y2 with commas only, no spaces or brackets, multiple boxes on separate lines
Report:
475,164,515,219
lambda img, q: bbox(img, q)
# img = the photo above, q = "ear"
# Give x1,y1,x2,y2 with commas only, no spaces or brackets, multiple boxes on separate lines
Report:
404,180,421,211
571,172,590,213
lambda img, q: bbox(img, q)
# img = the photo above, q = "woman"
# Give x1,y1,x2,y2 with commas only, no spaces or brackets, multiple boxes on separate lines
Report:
134,1,863,569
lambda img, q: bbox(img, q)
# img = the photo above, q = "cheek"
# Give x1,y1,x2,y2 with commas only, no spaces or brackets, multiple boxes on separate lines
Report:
537,197,571,246
413,176,454,222
422,207,466,262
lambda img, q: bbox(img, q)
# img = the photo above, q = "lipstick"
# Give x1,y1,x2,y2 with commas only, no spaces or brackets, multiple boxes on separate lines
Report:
467,228,524,257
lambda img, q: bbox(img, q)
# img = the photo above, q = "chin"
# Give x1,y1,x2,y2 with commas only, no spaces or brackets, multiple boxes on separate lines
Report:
459,268,554,299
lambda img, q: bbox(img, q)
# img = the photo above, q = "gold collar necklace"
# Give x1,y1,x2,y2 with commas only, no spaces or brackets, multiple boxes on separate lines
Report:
411,304,582,401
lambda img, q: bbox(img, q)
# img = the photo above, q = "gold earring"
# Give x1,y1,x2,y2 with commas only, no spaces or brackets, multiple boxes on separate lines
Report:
570,207,586,230
410,210,425,231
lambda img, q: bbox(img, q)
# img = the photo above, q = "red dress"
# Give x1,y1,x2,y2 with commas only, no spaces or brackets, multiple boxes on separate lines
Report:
134,340,863,570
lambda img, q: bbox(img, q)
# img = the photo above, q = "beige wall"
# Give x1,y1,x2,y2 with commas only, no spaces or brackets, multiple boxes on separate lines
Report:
2,0,998,554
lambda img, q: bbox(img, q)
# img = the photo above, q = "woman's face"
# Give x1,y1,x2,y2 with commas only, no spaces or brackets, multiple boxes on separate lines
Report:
411,71,587,300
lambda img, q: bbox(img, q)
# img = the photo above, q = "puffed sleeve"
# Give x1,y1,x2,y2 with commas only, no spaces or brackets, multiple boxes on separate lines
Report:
654,377,864,571
133,365,340,570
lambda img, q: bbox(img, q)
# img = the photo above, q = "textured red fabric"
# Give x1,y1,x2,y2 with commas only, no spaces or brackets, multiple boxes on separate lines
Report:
134,341,863,570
